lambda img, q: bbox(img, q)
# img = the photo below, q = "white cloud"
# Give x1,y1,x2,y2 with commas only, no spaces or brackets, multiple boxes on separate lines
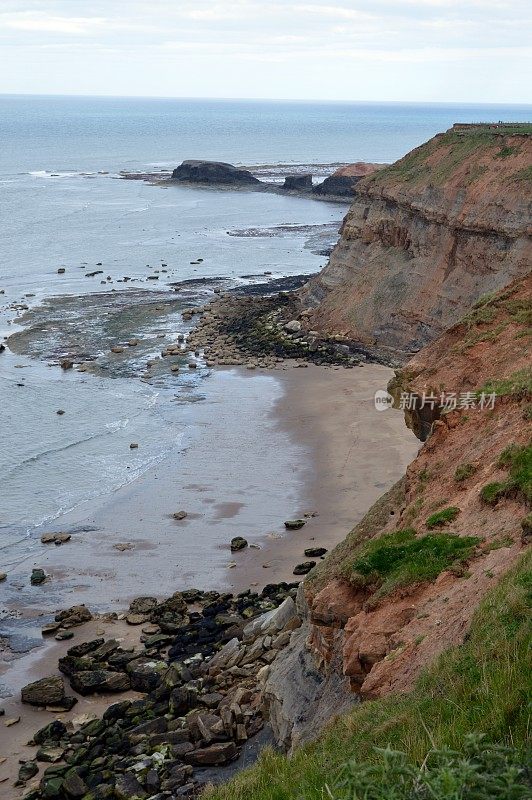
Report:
0,12,106,34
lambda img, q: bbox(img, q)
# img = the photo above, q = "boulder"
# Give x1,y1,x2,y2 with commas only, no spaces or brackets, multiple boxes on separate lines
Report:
284,519,306,530
126,657,167,692
129,596,158,615
304,547,328,558
30,568,46,585
70,669,131,695
282,174,312,191
21,676,65,706
230,536,248,552
293,561,316,575
284,320,302,334
172,160,260,186
185,741,238,766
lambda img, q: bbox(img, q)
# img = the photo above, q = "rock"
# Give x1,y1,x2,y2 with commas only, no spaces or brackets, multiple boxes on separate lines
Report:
18,760,39,783
4,717,20,726
110,345,124,353
304,547,328,558
60,359,74,370
293,561,316,575
55,605,92,627
126,613,146,626
129,442,139,449
284,320,302,333
172,160,260,186
283,174,312,191
33,720,67,744
36,746,64,763
31,568,46,585
115,772,148,800
70,669,131,695
0,572,6,582
230,536,248,552
129,596,158,614
41,532,70,545
127,657,167,692
185,741,238,766
56,409,65,415
55,630,74,641
284,519,306,530
62,769,88,797
173,510,188,520
21,676,65,706
57,267,66,274
312,163,382,197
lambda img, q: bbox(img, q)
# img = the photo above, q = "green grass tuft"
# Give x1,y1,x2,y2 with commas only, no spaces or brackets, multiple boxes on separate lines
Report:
344,528,478,601
426,506,460,528
480,443,532,505
480,482,507,505
478,368,532,398
454,463,477,482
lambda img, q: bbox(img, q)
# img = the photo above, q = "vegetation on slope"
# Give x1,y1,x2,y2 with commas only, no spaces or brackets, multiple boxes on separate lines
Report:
204,550,531,800
343,528,478,603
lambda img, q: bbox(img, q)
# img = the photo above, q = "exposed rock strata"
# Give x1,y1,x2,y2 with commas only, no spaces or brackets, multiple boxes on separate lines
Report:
264,275,531,748
303,126,532,361
312,162,384,198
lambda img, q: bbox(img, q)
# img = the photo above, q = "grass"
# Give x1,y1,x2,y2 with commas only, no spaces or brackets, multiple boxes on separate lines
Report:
203,551,532,800
426,507,460,528
333,735,530,799
480,443,532,505
454,463,477,482
477,368,532,399
342,528,478,602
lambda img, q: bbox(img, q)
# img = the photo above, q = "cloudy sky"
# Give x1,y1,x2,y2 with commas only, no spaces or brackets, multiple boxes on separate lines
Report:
1,0,531,102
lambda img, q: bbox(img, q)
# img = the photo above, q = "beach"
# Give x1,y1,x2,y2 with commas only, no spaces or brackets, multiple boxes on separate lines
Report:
0,358,418,795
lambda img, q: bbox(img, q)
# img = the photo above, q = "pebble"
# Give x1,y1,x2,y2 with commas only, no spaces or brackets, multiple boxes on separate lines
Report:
173,510,188,520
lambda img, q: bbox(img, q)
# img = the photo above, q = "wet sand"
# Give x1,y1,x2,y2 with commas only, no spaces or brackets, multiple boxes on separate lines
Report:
0,362,418,794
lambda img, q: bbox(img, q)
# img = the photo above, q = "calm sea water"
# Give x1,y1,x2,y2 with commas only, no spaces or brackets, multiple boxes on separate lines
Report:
0,96,530,581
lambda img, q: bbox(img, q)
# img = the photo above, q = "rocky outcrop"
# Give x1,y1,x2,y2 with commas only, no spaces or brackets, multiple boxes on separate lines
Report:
303,125,532,362
171,160,260,185
264,275,531,749
283,174,313,191
312,162,384,197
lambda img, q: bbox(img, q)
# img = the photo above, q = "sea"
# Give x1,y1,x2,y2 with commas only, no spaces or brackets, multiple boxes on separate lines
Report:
1,96,531,615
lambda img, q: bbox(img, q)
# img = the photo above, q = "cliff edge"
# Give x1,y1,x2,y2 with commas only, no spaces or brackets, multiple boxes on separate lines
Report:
302,124,532,362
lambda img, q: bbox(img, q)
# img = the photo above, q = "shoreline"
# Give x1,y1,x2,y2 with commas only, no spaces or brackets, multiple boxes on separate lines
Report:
0,361,418,795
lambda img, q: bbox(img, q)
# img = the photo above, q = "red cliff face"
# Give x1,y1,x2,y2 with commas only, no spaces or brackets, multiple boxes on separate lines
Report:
302,125,532,363
264,275,531,749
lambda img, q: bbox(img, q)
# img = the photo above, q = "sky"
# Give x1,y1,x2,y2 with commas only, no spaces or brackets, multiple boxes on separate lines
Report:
1,0,531,103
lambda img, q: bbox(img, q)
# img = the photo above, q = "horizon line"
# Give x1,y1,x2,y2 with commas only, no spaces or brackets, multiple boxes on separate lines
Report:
1,91,532,107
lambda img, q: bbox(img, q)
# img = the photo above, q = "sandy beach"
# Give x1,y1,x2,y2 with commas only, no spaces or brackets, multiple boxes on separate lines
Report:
0,361,417,793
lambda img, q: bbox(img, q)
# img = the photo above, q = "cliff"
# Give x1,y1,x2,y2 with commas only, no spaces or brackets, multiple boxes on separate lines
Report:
302,124,532,363
263,274,531,750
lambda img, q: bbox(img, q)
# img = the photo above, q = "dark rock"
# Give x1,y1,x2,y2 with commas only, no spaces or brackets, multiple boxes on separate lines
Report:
282,174,312,191
304,547,328,557
127,657,166,692
67,638,104,658
55,604,92,627
62,768,88,797
21,676,65,706
293,561,316,575
18,760,39,783
30,568,46,585
230,536,248,552
284,519,306,530
185,741,238,765
129,596,158,614
114,772,147,799
172,160,260,186
33,720,67,744
70,669,131,695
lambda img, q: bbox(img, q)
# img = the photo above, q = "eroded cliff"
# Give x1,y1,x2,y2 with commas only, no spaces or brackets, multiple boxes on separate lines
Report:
302,124,532,363
264,274,531,750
